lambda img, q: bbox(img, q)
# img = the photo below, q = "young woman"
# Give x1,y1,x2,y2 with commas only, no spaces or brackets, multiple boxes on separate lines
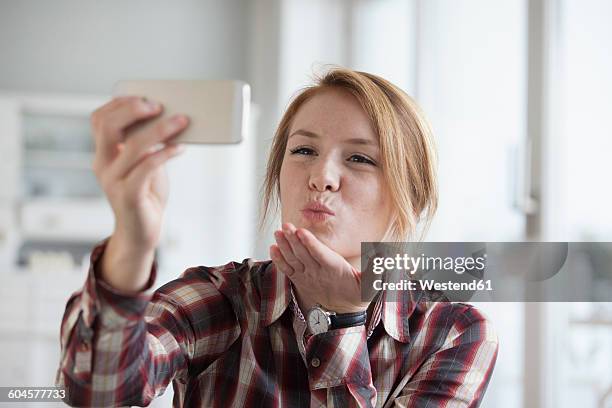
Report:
56,68,498,407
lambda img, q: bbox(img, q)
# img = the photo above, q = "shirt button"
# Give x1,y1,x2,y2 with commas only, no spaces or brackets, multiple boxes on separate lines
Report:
311,357,320,368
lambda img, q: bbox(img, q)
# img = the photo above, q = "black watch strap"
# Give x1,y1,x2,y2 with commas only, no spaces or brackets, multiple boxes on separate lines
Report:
330,310,367,329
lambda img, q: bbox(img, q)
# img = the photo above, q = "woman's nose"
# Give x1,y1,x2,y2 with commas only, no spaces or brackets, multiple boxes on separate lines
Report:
308,159,340,192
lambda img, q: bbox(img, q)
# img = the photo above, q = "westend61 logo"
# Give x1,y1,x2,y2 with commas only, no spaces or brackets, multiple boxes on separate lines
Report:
371,253,487,275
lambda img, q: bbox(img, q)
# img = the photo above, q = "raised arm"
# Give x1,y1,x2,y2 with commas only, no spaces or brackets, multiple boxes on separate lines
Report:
56,241,241,406
55,96,237,406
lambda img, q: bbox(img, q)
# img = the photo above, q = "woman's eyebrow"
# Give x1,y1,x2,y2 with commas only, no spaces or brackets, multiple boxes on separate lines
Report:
289,129,378,146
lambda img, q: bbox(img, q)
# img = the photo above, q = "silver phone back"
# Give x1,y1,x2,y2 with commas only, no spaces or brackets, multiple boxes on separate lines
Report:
112,80,250,144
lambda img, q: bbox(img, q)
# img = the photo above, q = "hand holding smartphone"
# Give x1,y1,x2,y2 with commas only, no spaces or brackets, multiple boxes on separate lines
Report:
93,79,250,292
112,80,250,144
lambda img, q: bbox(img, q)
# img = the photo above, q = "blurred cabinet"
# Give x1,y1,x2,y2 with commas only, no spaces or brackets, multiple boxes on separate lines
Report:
0,98,20,201
21,109,99,199
0,92,113,271
0,270,86,392
0,98,20,270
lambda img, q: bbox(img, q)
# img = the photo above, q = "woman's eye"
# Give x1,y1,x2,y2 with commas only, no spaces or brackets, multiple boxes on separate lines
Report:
289,147,375,166
348,154,376,165
289,147,315,155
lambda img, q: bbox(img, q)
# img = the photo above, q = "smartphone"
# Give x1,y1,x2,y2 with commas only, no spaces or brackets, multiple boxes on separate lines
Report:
112,80,250,144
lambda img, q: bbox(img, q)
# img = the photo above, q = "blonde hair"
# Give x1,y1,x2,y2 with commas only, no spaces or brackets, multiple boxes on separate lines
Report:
260,67,438,242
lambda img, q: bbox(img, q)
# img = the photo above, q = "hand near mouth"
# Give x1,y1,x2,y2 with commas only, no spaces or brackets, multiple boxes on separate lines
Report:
270,222,369,314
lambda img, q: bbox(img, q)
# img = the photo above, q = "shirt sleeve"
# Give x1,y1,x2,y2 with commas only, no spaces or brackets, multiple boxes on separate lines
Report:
55,238,241,407
391,304,499,408
304,325,378,407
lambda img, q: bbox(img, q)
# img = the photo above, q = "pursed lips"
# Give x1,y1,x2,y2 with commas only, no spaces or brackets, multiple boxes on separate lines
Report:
301,201,335,223
302,201,335,215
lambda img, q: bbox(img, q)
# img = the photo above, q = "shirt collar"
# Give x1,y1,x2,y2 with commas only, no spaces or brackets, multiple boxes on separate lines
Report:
377,284,425,343
260,261,292,327
259,260,423,344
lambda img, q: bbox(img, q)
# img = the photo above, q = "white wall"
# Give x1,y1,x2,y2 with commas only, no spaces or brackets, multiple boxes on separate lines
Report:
351,0,416,95
0,0,248,93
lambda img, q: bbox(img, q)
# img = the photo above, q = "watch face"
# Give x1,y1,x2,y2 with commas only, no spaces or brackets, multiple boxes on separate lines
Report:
307,308,329,335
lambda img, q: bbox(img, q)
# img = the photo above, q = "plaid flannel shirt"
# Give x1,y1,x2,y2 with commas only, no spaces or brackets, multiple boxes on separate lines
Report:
56,239,498,407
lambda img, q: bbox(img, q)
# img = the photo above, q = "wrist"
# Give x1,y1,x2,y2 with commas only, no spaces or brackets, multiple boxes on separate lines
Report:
112,227,157,255
100,234,156,293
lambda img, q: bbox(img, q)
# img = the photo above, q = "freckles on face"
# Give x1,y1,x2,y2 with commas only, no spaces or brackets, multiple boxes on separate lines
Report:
345,173,394,233
277,88,395,255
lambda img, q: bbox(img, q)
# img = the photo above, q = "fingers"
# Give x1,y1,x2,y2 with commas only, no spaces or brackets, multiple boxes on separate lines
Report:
123,143,185,194
281,224,320,270
269,244,295,279
293,227,332,266
106,96,162,131
108,114,190,181
273,229,304,275
271,223,323,285
91,96,164,168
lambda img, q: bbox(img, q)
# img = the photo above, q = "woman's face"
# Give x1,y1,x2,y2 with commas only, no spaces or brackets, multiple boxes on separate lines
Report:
279,88,395,265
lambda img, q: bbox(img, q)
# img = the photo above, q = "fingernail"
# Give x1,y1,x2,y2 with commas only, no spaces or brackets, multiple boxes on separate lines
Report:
172,114,188,125
143,98,160,111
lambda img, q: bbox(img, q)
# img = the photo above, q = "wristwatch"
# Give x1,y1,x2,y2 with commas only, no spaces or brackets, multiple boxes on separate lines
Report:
306,304,367,335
